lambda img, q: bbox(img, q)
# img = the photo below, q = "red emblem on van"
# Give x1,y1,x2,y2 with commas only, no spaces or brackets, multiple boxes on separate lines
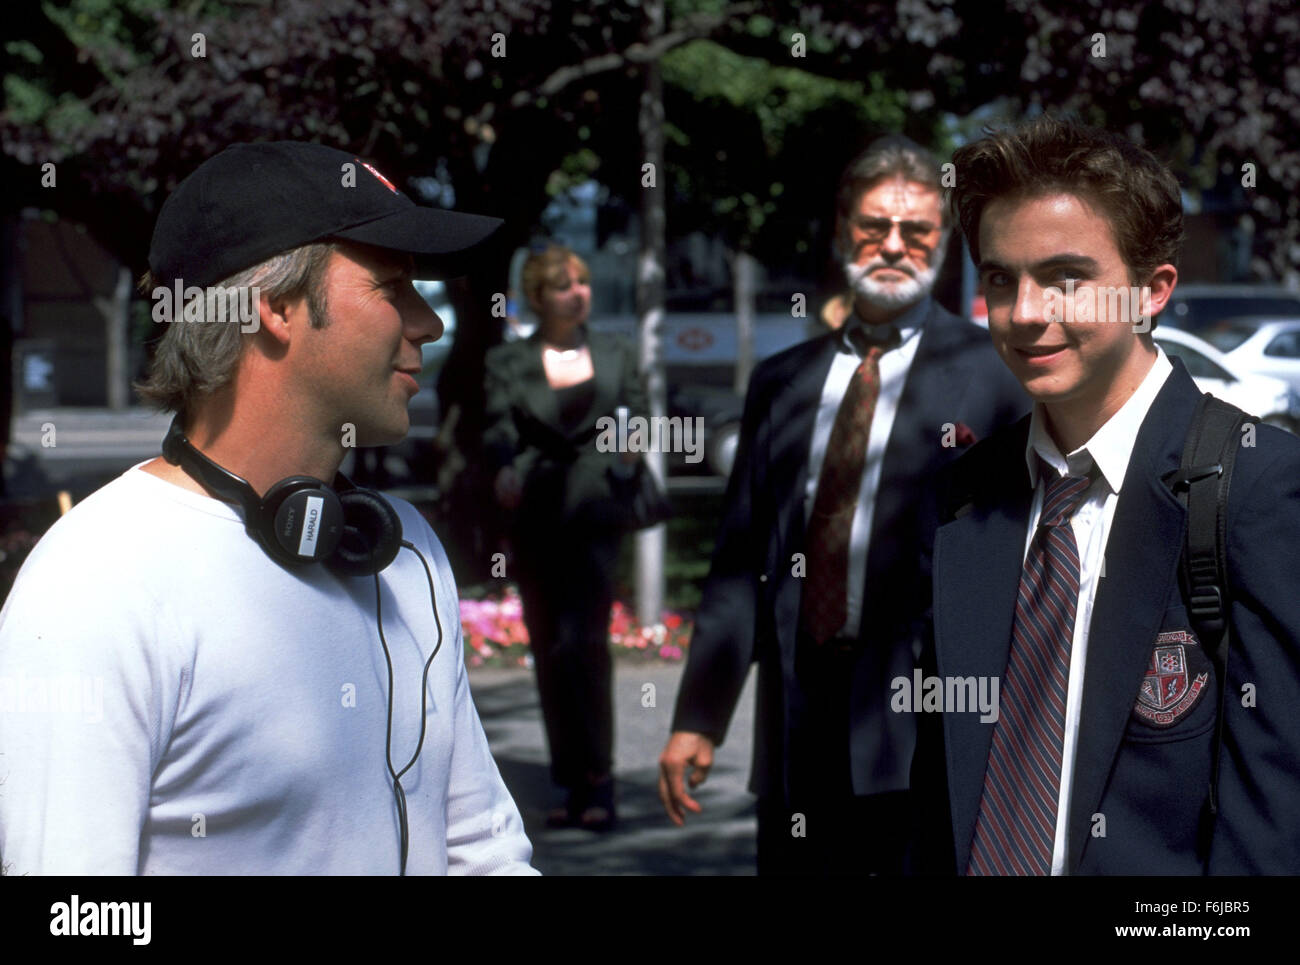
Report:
677,328,714,351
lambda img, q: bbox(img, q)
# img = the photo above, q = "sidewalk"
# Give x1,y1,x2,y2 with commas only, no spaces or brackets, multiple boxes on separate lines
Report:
468,661,758,875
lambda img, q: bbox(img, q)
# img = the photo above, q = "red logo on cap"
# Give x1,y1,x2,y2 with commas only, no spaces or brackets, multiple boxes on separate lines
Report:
360,161,398,194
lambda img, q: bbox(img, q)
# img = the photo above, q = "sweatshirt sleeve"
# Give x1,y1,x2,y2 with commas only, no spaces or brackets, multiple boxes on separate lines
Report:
0,537,188,876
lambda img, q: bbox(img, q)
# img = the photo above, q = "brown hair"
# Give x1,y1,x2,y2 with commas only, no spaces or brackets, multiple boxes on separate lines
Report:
135,241,338,424
948,115,1184,286
835,134,946,225
521,244,590,317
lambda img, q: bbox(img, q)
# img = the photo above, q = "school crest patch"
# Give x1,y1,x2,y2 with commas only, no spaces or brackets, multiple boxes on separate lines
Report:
1132,629,1210,728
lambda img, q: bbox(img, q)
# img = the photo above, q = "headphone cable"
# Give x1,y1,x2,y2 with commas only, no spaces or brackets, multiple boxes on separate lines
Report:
373,538,445,876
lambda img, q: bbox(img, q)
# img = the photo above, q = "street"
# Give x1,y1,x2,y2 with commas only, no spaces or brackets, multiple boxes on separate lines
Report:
6,407,173,497
3,407,726,501
468,661,758,875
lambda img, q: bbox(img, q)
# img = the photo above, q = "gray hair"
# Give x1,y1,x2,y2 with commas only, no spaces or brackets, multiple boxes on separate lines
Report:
835,134,946,224
135,242,338,422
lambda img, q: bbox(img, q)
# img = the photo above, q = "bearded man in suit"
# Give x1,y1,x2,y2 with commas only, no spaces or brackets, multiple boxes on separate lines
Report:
657,135,1028,875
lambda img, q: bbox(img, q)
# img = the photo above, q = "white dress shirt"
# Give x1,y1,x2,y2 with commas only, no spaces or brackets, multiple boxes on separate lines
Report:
803,296,929,639
1019,346,1173,874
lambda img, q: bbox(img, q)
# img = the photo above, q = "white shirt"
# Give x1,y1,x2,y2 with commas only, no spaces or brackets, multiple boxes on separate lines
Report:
0,464,538,875
804,297,928,638
1019,347,1173,874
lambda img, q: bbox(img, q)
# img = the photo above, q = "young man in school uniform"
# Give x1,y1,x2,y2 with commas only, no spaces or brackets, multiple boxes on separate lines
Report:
915,116,1300,875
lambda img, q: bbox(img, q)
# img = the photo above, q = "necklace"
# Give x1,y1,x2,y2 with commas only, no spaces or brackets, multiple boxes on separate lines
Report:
543,344,583,361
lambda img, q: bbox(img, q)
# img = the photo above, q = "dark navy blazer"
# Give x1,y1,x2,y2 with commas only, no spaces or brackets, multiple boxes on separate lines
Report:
671,301,1028,801
917,358,1300,874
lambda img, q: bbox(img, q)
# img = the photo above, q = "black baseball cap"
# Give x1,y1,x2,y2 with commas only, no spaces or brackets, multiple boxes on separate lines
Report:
148,141,504,289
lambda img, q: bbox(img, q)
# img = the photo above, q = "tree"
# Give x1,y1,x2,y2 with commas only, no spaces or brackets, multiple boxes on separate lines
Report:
660,36,933,389
3,0,1296,587
777,0,1300,283
7,1,1297,280
0,0,765,587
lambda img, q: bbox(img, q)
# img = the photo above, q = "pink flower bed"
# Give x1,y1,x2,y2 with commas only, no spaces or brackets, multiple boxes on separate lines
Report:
459,586,691,668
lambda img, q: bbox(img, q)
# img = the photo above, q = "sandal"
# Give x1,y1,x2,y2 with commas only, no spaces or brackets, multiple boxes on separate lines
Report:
545,798,578,828
577,804,615,832
578,777,616,832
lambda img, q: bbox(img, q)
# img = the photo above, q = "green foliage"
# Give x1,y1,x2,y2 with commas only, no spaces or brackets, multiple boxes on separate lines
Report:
661,37,923,257
44,95,97,144
43,0,167,47
548,147,602,196
4,0,190,152
2,0,1298,283
615,491,722,611
38,0,177,88
663,39,906,158
3,75,52,125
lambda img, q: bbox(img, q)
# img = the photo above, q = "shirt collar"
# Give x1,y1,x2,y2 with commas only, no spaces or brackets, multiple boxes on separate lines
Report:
1024,345,1174,493
839,296,929,356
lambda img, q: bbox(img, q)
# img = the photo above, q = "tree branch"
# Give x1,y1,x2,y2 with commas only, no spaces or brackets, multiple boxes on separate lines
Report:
507,3,759,110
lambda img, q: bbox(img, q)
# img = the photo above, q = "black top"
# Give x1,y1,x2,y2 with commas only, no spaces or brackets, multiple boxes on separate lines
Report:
553,377,596,435
483,329,647,531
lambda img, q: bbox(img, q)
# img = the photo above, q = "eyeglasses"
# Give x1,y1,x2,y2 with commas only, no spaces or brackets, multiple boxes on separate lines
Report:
850,215,940,251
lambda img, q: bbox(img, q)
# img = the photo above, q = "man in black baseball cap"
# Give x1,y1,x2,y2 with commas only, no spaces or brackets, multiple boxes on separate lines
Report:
149,141,503,290
0,142,538,875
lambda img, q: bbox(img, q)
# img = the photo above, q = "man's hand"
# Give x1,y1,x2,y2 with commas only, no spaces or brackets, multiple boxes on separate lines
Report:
658,731,715,826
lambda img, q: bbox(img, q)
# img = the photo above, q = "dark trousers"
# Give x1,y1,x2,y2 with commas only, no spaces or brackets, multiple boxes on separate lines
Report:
515,526,619,790
755,634,911,875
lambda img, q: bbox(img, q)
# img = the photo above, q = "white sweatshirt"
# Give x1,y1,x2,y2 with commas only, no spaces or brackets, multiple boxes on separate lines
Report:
0,464,537,875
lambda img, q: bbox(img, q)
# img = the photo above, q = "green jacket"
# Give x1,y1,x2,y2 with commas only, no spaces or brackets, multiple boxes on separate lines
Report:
483,327,647,530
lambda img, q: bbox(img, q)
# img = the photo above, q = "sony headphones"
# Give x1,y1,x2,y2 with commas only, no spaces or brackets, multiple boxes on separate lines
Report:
162,415,403,576
163,414,444,875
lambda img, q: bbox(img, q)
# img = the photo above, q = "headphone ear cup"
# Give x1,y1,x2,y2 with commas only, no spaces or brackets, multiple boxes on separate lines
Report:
260,477,345,565
329,488,403,577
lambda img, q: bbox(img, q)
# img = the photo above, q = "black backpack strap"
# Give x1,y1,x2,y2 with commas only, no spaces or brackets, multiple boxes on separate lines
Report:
1167,393,1247,850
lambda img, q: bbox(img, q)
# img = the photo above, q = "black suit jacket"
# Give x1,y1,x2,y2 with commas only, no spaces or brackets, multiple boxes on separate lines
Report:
671,300,1029,800
483,328,646,533
917,358,1300,873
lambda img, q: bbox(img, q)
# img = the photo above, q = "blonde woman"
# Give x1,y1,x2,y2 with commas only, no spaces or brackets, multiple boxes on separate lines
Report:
484,244,646,831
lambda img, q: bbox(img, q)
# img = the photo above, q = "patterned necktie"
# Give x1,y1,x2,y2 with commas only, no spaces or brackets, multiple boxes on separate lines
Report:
967,464,1092,875
799,325,898,646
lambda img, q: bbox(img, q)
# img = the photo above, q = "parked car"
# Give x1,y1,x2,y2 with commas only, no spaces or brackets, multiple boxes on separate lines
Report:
1198,316,1300,395
1152,326,1300,434
1159,284,1300,334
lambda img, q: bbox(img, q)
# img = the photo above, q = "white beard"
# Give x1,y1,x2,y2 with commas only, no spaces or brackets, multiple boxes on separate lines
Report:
840,236,946,312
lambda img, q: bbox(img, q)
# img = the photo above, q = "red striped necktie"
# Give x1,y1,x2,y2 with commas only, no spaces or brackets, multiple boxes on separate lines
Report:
799,324,899,646
967,463,1092,875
